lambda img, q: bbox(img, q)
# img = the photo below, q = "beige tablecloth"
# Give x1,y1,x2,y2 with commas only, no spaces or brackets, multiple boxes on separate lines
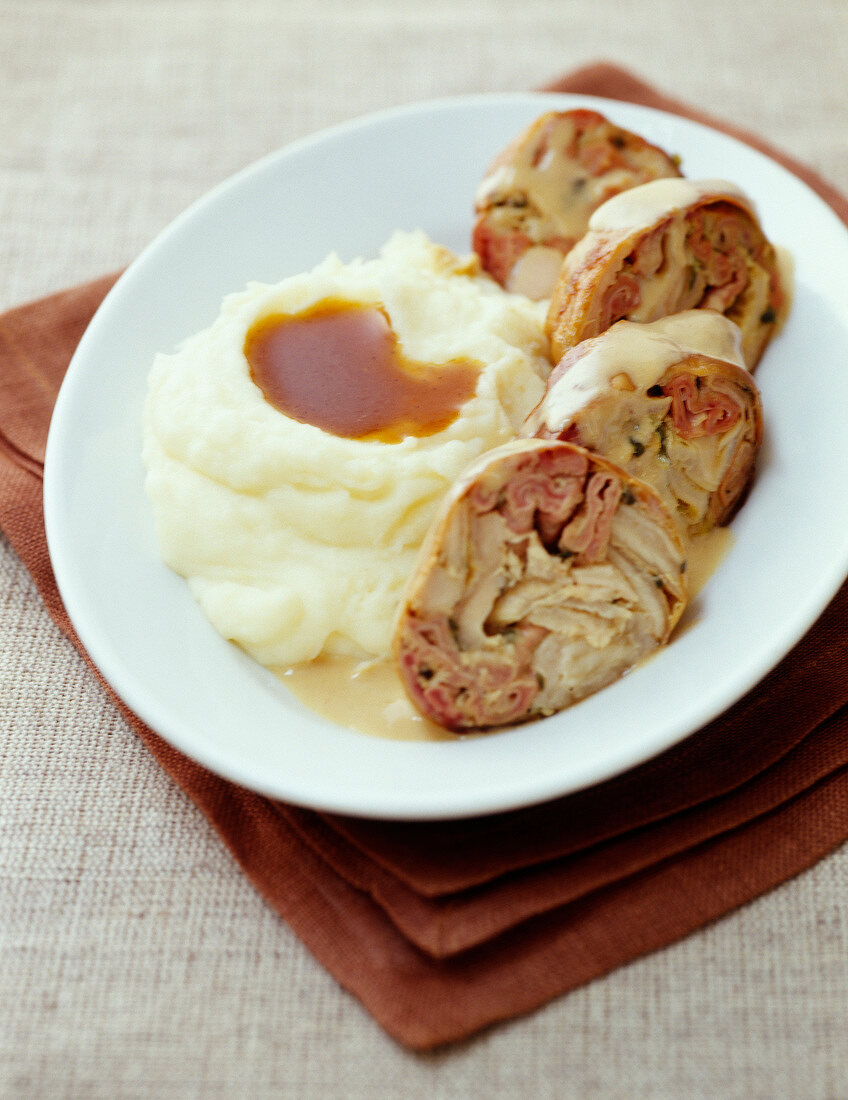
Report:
3,2,847,1096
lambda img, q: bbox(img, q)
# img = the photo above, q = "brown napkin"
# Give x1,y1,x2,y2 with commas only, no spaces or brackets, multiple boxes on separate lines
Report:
3,63,848,1051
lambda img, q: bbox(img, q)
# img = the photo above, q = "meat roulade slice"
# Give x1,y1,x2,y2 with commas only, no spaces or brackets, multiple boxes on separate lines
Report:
393,438,686,732
472,109,683,300
524,311,764,535
545,178,787,368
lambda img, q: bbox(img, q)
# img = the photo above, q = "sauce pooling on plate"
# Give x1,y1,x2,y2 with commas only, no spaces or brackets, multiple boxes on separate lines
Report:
245,298,482,443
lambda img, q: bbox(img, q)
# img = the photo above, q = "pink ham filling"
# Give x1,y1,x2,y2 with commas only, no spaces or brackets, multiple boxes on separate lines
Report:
399,616,544,731
599,271,641,330
498,446,589,544
664,373,742,438
688,206,755,264
557,471,622,561
687,206,760,312
598,204,771,331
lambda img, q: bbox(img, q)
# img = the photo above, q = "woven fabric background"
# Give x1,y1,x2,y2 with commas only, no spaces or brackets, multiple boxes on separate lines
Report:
2,1,847,1095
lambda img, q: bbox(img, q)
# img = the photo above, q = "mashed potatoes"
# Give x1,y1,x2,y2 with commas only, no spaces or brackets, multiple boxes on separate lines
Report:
143,231,551,667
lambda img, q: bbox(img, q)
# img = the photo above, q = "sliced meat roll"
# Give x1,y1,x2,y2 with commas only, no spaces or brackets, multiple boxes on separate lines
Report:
524,312,763,535
393,438,686,732
472,109,682,300
545,178,787,368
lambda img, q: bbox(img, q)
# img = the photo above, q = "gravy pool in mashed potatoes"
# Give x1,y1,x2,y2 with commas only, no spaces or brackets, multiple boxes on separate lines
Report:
142,231,551,669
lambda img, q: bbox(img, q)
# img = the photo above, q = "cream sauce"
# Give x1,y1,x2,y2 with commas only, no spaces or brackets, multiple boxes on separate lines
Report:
653,311,746,366
775,244,795,329
477,113,679,244
588,178,752,233
279,655,456,741
534,311,746,433
684,525,734,597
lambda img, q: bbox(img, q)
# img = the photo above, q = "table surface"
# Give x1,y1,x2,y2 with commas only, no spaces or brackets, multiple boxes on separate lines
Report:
3,2,847,1096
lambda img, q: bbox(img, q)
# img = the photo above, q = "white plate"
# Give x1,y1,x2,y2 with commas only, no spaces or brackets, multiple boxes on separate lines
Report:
44,93,848,820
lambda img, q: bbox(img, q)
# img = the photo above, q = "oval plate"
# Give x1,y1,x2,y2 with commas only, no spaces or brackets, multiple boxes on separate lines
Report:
44,93,848,820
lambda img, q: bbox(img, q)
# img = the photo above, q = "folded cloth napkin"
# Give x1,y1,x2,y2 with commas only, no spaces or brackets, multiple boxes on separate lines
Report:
3,63,848,1051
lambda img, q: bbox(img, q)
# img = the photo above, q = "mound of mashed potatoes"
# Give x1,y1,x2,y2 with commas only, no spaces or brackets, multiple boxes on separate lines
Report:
143,231,551,667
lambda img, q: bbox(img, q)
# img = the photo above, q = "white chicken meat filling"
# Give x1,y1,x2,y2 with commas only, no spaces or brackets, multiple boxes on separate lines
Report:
415,484,684,713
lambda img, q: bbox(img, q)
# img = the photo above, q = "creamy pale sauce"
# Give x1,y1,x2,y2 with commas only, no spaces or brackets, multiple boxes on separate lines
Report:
775,245,795,328
534,311,746,433
477,113,678,245
279,525,731,741
684,524,734,597
279,656,456,741
588,178,752,233
650,311,746,366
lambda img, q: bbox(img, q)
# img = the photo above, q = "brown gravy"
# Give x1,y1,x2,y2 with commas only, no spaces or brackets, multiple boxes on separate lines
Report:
245,299,481,443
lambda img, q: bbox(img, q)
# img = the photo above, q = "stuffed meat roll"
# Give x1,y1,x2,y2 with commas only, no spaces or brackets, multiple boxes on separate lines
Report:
545,178,786,368
524,312,763,535
393,438,686,731
472,109,683,300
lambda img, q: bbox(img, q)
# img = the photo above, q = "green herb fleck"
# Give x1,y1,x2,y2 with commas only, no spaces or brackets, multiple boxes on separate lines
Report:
760,307,777,324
